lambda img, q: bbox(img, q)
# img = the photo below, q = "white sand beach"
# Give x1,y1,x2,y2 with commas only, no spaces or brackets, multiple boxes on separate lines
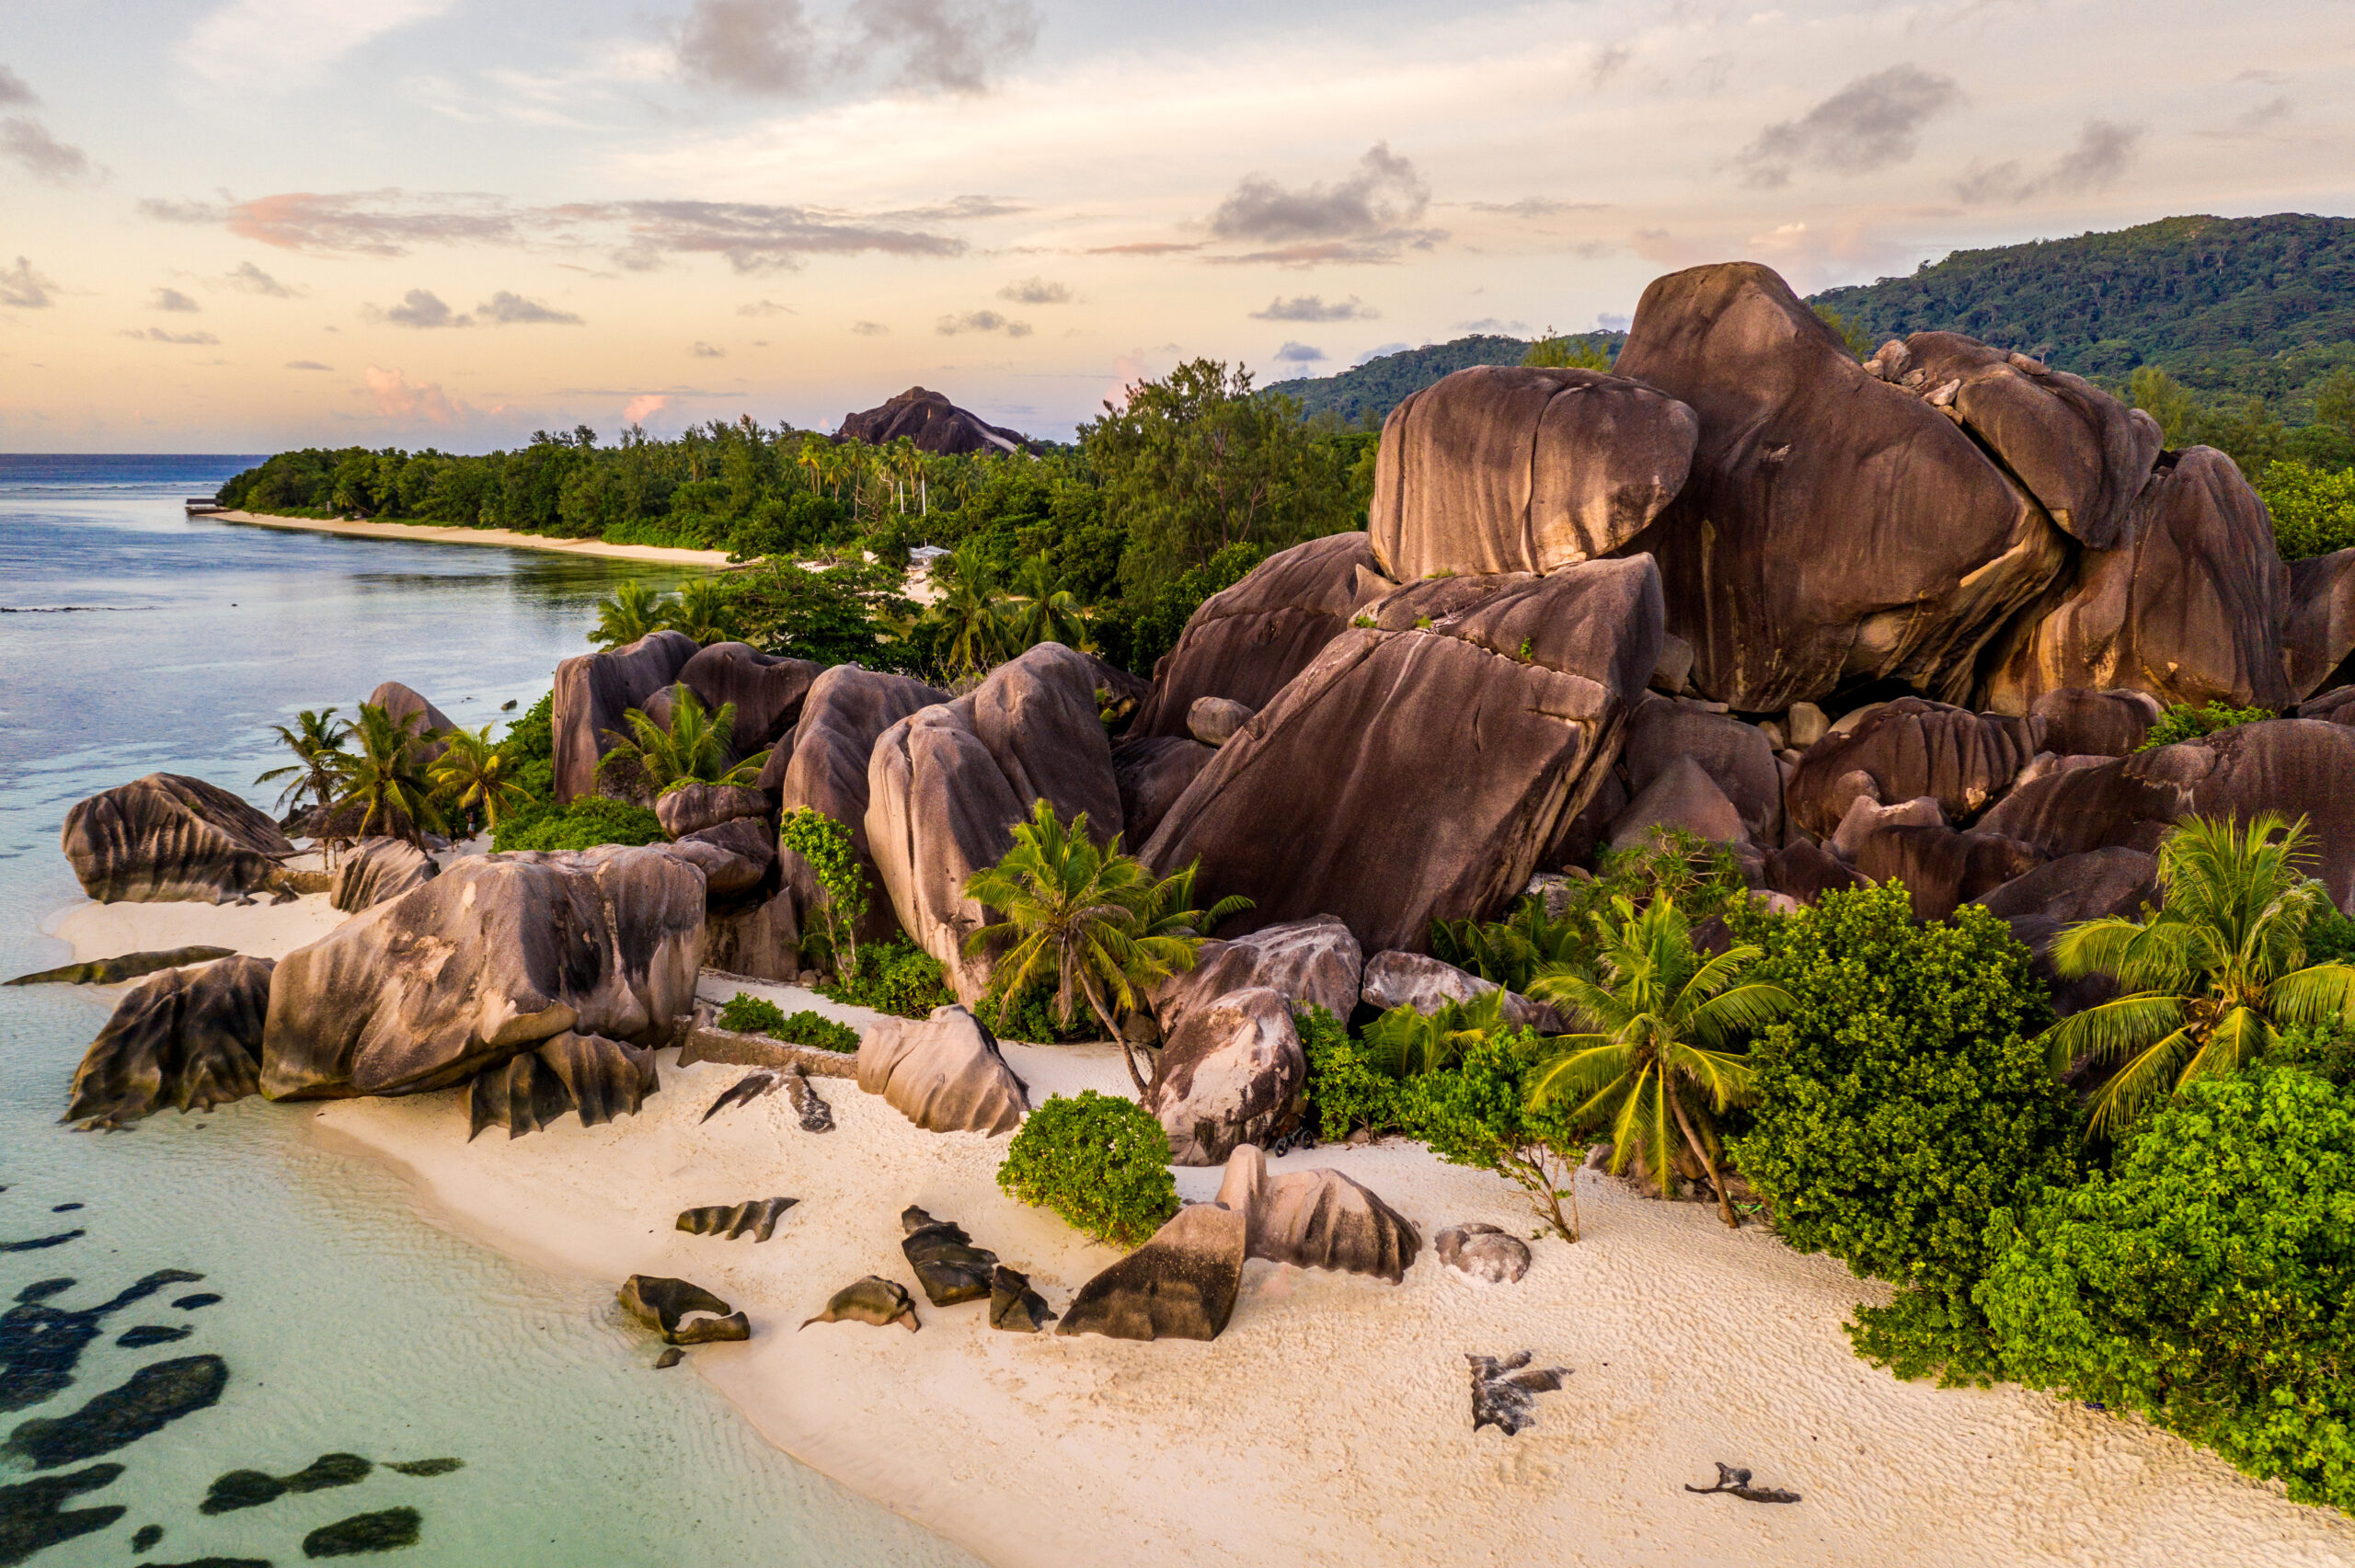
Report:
203,509,738,568
50,895,2355,1567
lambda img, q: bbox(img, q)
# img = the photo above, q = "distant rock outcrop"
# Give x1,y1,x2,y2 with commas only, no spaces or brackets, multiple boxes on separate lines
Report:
837,387,1034,455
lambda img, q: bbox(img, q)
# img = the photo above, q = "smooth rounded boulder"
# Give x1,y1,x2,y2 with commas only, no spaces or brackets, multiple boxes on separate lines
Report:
365,681,456,765
2284,548,2355,702
551,629,699,803
1142,557,1662,955
2028,687,2162,758
467,1031,660,1139
655,783,769,840
676,643,821,752
1368,363,1698,582
856,1004,1030,1135
1110,735,1215,847
1057,1201,1246,1343
1435,1221,1531,1284
261,845,705,1100
1622,697,1783,844
65,956,275,1128
1154,916,1364,1047
63,773,296,904
1213,1145,1421,1283
1143,987,1305,1166
1360,949,1562,1034
329,837,437,913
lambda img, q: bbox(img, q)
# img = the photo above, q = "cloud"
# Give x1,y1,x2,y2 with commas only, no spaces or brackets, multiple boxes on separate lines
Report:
850,320,890,335
1271,341,1326,362
1737,64,1963,188
182,0,458,89
144,190,520,254
0,255,55,307
936,308,1030,337
0,65,33,107
677,0,814,95
223,260,297,297
1251,294,1377,322
1597,312,1629,332
1086,240,1205,257
477,289,581,325
285,359,333,370
999,275,1071,304
845,0,1040,94
382,288,464,327
1587,42,1631,87
123,326,221,345
1457,197,1607,217
691,340,725,358
738,298,792,315
1351,341,1408,365
2233,96,2292,132
151,287,201,312
1208,143,1442,262
365,362,465,424
624,394,670,424
2,116,94,183
1955,119,2143,203
1454,317,1528,334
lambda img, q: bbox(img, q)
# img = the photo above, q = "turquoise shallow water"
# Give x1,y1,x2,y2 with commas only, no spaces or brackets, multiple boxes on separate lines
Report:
0,458,972,1567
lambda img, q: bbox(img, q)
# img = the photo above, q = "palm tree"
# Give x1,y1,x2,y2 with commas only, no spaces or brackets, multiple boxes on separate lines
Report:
429,724,529,832
335,702,447,846
592,580,670,649
256,706,350,829
2043,813,2355,1138
1005,552,1086,651
1527,896,1792,1227
964,800,1216,1093
599,684,761,799
665,576,738,645
928,546,1010,676
1363,987,1511,1079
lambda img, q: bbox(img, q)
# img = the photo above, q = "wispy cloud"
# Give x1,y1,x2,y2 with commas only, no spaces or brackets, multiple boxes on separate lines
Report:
998,275,1071,303
1456,197,1608,217
937,308,1030,336
738,298,792,316
477,289,581,325
123,326,221,345
1207,143,1444,263
1251,294,1377,322
365,362,467,424
151,287,201,312
1270,340,1326,362
1736,64,1963,188
0,255,55,308
285,359,332,370
678,0,815,95
691,340,725,357
223,260,297,297
850,320,889,335
181,0,457,89
846,0,1039,94
0,65,33,107
1955,119,2143,203
674,0,1037,97
2,115,95,183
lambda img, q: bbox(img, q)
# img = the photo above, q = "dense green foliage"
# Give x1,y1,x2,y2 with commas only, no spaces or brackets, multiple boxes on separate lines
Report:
1730,887,2071,1379
996,1091,1180,1248
489,794,665,853
1980,1067,2355,1513
1395,1028,1589,1241
714,994,860,1053
1299,1005,1400,1141
779,808,867,976
2137,700,2275,750
1266,333,1620,425
816,936,954,1018
2260,460,2355,559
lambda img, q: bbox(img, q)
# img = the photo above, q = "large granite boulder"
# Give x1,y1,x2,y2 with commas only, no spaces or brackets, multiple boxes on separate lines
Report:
702,885,800,980
1764,838,1871,905
329,838,437,913
63,773,295,904
1057,1201,1246,1342
1607,754,1748,849
2029,687,2163,758
261,845,705,1099
1978,719,2355,910
1871,334,2162,549
1787,698,2043,838
2284,549,2355,701
467,1031,660,1139
1611,262,2070,711
677,643,821,753
1154,916,1363,1045
1972,845,2160,971
551,629,700,803
1843,820,2046,923
1623,697,1783,845
366,681,456,766
675,818,776,898
867,644,1121,1001
837,386,1032,455
1143,987,1305,1166
1367,364,1698,581
64,956,275,1128
764,664,948,944
1360,950,1562,1034
1110,735,1215,846
1129,532,1394,739
1213,1146,1421,1283
1187,696,1255,748
1981,449,2293,714
856,1004,1029,1135
1142,557,1661,954
655,784,769,840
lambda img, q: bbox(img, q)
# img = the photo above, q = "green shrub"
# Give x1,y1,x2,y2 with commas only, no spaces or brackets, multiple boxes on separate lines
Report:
1396,1028,1587,1241
2304,908,2355,967
1981,1066,2355,1513
491,795,666,853
997,1091,1178,1247
781,807,868,977
2137,700,2274,750
715,993,861,1052
1299,1005,1400,1140
1730,886,2071,1382
819,936,955,1018
2257,459,2355,560
985,982,1099,1044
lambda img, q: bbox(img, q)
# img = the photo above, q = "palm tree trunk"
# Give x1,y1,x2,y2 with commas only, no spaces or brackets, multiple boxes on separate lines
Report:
1669,1089,1738,1228
1074,967,1148,1095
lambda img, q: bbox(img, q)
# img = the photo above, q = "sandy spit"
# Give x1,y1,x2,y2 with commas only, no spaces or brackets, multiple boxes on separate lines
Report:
203,509,738,568
287,979,2355,1568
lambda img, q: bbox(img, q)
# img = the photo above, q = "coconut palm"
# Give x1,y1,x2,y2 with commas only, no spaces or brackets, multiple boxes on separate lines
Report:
928,546,1011,676
1363,987,1511,1079
1527,895,1792,1226
598,684,760,798
334,701,447,846
256,706,351,826
964,800,1214,1093
2043,813,2355,1138
665,576,739,645
1127,858,1253,947
428,724,529,831
1005,552,1086,652
591,580,670,649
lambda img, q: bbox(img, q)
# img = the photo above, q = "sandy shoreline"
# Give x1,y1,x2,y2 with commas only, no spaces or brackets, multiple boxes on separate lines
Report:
49,891,2355,1567
202,509,738,568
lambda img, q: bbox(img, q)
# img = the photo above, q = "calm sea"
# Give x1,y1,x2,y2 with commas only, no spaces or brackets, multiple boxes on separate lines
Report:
0,456,969,1566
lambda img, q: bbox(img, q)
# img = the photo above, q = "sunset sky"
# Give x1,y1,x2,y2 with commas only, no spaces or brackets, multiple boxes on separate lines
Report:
1,0,2348,451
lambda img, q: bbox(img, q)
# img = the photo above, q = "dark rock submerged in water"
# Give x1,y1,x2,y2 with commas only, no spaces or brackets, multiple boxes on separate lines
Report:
328,838,437,914
0,1461,125,1564
60,773,295,904
1059,1203,1246,1343
6,945,234,987
675,1197,798,1243
617,1276,749,1345
465,1032,660,1140
64,956,274,1129
201,1451,371,1514
302,1505,421,1557
3,1269,204,1414
262,846,702,1101
899,1207,998,1307
4,1354,227,1469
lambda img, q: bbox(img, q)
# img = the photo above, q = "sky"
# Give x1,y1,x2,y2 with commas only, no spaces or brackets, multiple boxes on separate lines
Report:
0,0,2349,452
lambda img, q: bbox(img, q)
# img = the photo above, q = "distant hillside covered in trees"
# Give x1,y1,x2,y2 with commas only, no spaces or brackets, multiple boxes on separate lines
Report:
1267,333,1624,425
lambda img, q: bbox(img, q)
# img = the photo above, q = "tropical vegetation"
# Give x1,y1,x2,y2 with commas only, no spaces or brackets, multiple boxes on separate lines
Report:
996,1090,1180,1248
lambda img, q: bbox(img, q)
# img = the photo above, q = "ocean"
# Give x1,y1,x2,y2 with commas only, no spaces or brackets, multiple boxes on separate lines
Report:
0,456,970,1566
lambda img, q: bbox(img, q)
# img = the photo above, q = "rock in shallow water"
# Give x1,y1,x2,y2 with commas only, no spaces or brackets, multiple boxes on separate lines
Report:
303,1505,421,1558
65,956,274,1129
0,1462,126,1563
617,1276,749,1345
3,1354,227,1469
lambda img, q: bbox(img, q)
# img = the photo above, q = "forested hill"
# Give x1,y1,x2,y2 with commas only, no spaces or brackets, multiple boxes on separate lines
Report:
1809,212,2355,418
1269,333,1622,424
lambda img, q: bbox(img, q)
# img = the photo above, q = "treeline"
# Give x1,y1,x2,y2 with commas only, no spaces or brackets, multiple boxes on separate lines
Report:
217,360,1378,674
